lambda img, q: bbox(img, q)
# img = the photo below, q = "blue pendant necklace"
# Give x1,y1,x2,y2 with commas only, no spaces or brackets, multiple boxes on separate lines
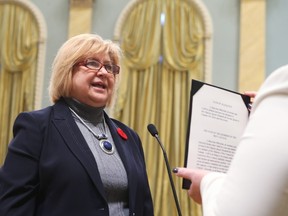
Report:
69,107,115,155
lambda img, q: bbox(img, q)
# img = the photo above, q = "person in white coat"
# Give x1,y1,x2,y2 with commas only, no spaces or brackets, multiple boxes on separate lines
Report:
173,64,288,216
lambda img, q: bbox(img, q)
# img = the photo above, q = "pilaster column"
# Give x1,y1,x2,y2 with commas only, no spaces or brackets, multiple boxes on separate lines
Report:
68,0,94,38
238,0,266,92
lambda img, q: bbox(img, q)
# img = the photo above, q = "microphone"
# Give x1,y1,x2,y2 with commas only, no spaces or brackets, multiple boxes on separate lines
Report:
147,124,182,216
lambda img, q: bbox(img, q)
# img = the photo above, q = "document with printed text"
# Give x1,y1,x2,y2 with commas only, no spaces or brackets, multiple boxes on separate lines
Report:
183,80,251,189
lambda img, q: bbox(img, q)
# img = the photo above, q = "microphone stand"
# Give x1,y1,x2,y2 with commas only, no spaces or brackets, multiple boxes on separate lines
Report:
154,134,182,216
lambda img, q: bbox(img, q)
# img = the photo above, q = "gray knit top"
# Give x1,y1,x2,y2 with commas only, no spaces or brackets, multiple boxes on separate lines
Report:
65,98,129,216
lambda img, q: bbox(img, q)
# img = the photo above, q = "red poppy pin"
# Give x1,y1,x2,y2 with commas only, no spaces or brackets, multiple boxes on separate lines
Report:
117,128,128,140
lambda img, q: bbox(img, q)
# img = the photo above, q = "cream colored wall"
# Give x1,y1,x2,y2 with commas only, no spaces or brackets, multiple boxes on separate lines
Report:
29,0,288,107
266,0,288,74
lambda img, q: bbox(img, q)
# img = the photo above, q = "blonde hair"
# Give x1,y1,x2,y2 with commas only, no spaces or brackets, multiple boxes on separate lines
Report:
48,34,121,107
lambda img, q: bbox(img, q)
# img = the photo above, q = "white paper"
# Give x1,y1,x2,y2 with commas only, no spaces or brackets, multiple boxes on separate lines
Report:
186,83,249,173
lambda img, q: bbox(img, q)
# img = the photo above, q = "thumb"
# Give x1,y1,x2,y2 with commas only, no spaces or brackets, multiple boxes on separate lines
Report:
173,167,194,179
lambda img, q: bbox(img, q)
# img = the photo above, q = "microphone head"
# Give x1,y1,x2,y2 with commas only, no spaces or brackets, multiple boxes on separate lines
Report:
147,124,158,136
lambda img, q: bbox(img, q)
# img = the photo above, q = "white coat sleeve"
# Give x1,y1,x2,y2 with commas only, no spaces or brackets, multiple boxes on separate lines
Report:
199,65,288,216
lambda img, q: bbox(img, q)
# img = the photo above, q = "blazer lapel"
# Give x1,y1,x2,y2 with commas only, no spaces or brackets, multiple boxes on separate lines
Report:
104,114,139,201
52,100,107,200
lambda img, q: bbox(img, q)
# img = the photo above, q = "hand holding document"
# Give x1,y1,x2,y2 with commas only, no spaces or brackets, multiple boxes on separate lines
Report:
183,80,250,189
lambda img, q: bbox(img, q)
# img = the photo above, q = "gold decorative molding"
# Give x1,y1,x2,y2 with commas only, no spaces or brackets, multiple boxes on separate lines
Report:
238,0,266,92
70,0,93,7
68,0,94,38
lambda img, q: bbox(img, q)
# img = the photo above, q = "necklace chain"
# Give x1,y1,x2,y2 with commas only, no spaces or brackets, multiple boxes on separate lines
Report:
69,107,107,140
69,107,115,155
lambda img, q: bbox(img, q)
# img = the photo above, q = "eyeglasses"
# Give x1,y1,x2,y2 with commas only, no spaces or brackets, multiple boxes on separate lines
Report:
77,59,120,75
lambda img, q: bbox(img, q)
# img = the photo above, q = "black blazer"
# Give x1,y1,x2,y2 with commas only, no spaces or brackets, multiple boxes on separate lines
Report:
0,99,154,216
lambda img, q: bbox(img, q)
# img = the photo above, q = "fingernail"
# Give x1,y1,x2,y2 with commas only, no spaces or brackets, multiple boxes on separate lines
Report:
172,168,178,173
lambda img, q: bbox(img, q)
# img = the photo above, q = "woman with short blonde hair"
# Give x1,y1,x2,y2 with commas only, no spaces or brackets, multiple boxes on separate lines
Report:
0,33,154,216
